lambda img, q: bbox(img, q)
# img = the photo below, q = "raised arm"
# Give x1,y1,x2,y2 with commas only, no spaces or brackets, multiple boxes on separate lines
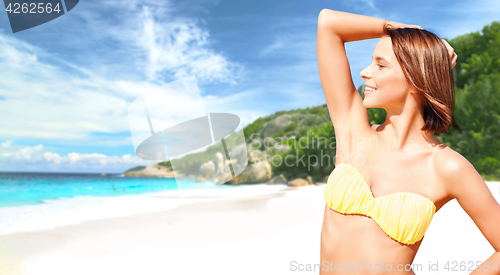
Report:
316,9,389,136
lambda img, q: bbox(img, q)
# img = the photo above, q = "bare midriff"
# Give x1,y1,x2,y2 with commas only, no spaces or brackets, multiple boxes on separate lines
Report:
320,205,421,275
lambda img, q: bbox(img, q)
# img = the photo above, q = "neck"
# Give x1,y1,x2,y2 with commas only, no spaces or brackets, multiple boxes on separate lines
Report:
378,94,441,153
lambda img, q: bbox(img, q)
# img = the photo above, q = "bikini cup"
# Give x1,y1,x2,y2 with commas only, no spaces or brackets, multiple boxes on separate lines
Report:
323,163,436,245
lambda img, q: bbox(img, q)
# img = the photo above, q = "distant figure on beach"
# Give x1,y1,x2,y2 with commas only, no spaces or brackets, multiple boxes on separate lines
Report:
317,9,500,275
111,185,125,192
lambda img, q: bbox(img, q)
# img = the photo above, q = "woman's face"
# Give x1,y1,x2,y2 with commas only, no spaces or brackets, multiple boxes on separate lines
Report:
360,36,412,111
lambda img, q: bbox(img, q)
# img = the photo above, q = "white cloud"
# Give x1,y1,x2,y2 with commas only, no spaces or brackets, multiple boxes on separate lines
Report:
0,142,155,172
101,3,245,85
1,140,12,147
0,0,250,142
260,36,288,56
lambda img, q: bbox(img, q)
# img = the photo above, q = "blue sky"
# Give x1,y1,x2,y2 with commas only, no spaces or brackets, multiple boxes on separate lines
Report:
0,0,498,173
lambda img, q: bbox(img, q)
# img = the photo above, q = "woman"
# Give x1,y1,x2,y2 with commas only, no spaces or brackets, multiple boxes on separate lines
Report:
317,9,500,274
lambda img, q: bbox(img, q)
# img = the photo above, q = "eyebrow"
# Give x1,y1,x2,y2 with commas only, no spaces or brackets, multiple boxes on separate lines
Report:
372,56,390,64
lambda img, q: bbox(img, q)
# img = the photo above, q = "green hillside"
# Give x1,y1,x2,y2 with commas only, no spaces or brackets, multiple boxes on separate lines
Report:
438,21,500,180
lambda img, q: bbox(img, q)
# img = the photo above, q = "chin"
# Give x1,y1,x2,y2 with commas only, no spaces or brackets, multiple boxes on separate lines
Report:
362,99,376,108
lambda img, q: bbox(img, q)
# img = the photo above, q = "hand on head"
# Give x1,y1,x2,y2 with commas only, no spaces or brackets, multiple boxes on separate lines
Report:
441,39,458,69
385,20,423,30
385,21,458,69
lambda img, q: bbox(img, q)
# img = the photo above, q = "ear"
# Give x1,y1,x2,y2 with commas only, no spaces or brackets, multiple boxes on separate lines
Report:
407,85,420,95
410,88,419,95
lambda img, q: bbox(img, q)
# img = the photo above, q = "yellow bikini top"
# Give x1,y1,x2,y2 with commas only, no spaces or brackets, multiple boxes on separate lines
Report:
324,163,436,245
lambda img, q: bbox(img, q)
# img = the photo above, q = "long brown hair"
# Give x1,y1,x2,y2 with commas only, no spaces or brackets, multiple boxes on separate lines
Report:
383,23,462,135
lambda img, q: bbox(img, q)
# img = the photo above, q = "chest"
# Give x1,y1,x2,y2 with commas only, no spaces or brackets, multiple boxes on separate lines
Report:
324,163,437,245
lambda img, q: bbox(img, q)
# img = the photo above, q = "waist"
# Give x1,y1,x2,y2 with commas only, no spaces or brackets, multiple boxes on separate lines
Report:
319,260,418,275
321,207,418,271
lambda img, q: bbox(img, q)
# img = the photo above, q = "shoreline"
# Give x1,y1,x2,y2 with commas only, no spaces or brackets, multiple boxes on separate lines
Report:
0,183,498,275
0,182,312,236
0,184,326,275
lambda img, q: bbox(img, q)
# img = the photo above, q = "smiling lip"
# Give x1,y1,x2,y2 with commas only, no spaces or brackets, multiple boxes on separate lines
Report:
364,84,378,95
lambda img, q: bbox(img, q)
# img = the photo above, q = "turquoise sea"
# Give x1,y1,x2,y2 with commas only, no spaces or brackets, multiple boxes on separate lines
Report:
0,172,246,235
0,172,231,208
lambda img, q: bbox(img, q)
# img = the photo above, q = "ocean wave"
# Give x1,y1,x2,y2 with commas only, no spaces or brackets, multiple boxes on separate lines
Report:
0,184,287,235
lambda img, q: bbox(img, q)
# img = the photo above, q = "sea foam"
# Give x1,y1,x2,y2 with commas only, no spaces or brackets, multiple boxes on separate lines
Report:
0,184,287,235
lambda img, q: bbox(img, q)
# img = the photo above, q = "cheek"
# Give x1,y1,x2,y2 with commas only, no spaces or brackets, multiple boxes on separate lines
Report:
378,74,408,98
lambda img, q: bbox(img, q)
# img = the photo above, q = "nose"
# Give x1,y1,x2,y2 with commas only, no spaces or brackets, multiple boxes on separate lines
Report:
360,64,373,79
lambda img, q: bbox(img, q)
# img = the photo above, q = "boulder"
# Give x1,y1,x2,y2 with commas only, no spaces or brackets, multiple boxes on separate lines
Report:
287,178,309,187
263,137,277,149
268,174,287,184
259,114,293,138
200,161,215,179
230,159,272,184
227,143,249,173
213,152,225,178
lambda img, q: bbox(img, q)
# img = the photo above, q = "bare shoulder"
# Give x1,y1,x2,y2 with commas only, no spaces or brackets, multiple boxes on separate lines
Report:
433,146,500,252
433,146,483,199
433,146,475,183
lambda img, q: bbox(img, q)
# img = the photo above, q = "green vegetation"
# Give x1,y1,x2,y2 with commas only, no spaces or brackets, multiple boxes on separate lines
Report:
158,161,172,168
124,166,146,172
243,116,275,139
438,21,500,180
243,105,333,181
271,120,336,179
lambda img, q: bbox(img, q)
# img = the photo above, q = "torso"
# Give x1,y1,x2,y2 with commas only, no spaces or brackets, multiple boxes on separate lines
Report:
320,124,453,274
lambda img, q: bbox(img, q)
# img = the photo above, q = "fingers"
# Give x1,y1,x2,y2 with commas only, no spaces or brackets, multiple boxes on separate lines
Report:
451,52,458,69
441,39,454,53
386,21,423,30
440,38,457,68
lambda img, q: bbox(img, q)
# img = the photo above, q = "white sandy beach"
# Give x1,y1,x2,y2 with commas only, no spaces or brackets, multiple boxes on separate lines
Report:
0,182,499,275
